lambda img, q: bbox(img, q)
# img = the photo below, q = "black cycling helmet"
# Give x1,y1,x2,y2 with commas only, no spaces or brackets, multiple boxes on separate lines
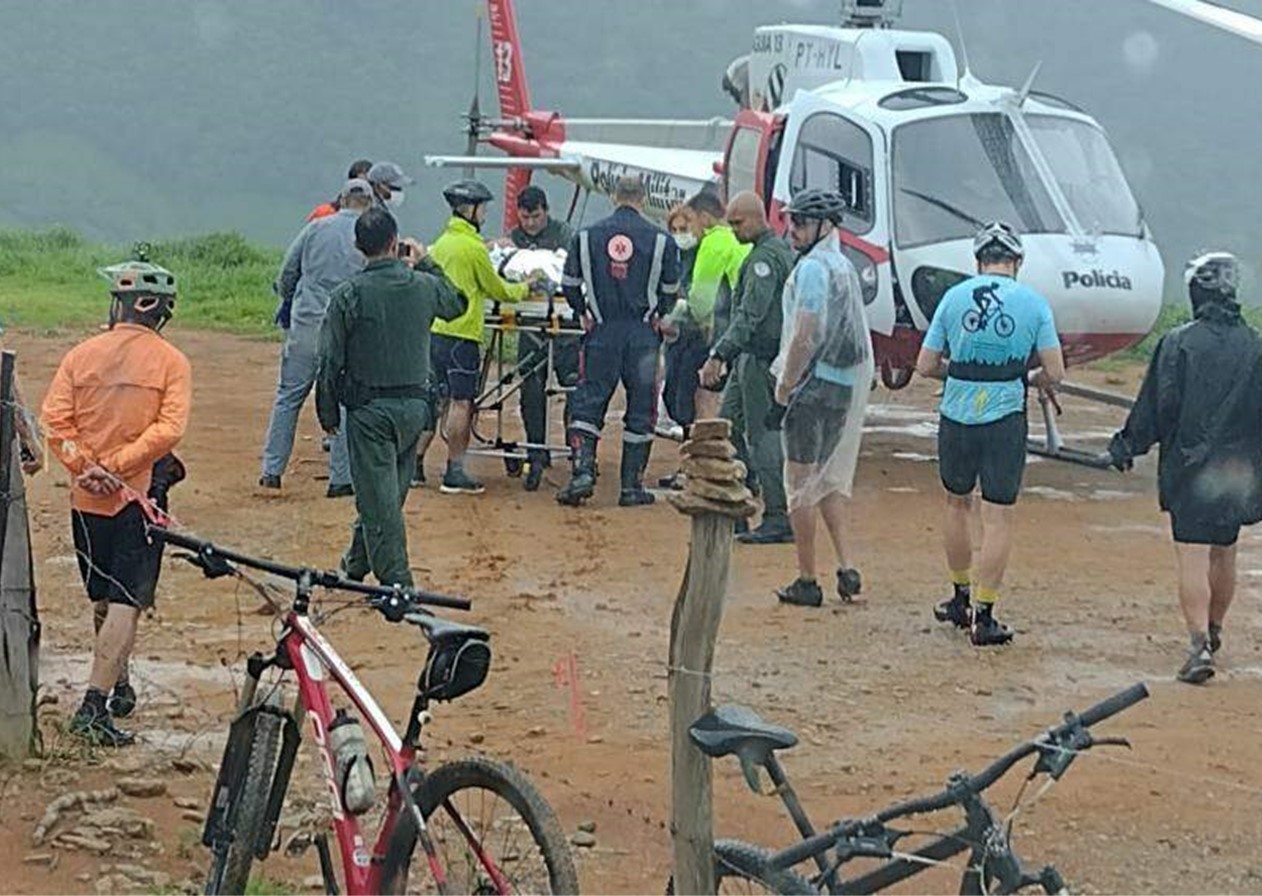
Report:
785,188,847,225
973,221,1024,260
443,179,494,209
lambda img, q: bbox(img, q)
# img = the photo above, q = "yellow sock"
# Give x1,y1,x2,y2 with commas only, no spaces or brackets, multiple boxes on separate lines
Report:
950,569,971,587
975,586,1000,605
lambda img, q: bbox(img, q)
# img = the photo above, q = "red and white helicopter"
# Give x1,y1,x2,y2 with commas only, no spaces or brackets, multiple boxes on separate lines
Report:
426,0,1262,461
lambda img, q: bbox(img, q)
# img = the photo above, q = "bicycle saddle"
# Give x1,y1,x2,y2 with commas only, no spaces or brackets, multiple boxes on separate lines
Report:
403,613,489,644
690,704,798,762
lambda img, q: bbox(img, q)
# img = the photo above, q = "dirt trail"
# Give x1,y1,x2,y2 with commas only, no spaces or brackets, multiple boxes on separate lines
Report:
4,329,1261,894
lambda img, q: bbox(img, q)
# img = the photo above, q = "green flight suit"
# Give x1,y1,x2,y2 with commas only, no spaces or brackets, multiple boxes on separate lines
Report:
712,230,796,524
316,257,467,586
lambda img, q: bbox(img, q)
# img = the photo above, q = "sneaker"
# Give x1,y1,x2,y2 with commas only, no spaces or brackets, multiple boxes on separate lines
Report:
1177,646,1215,685
107,682,137,719
524,463,544,492
657,472,686,491
258,474,282,490
1209,623,1223,655
69,705,135,748
969,611,1014,647
440,468,486,495
326,483,354,499
410,464,426,489
934,595,972,629
776,577,823,608
736,519,795,545
837,568,862,601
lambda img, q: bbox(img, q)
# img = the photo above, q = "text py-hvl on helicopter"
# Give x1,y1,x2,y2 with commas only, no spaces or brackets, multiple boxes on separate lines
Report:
425,0,1262,395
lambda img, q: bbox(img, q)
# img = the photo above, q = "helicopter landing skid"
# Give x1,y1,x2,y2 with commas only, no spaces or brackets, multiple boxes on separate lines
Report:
1026,382,1132,470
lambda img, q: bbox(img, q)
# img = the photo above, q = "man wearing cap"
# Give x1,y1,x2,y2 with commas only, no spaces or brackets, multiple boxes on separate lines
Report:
308,159,373,221
260,178,373,497
367,161,413,212
1108,252,1262,684
510,185,578,491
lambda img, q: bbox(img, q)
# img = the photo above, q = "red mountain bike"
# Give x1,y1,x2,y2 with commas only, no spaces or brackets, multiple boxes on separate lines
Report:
154,528,579,895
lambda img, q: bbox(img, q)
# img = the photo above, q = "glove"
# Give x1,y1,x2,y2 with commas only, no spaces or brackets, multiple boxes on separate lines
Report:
1106,434,1133,472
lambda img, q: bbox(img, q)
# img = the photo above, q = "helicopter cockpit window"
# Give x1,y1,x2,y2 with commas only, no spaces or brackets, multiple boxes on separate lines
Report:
878,87,967,111
1026,115,1144,238
788,112,874,235
726,126,763,199
892,113,1064,249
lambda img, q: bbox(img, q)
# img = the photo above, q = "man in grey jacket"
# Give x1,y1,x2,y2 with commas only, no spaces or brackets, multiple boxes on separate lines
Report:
259,179,373,497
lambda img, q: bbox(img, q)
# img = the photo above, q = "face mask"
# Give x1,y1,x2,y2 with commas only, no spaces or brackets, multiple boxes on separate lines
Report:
385,190,405,210
673,232,697,251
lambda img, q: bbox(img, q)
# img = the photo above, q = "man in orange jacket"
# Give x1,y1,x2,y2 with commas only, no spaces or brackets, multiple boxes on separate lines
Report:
42,253,192,746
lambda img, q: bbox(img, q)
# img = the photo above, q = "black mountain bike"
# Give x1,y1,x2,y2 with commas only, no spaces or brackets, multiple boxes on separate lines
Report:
682,683,1149,894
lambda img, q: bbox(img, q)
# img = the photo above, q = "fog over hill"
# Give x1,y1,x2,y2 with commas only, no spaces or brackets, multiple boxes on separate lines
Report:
2,0,1261,299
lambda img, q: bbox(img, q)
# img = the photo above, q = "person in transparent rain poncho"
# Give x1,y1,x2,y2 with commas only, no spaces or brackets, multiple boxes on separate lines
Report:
771,189,874,608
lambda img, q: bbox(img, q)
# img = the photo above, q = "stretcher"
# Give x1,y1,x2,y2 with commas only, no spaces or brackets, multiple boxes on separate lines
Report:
469,295,583,471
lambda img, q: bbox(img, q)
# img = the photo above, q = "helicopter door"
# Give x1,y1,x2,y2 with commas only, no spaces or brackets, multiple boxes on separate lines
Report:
772,90,895,336
721,109,783,206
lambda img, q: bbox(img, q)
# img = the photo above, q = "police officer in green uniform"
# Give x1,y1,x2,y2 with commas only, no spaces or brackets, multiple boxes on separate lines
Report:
316,208,467,586
701,191,796,544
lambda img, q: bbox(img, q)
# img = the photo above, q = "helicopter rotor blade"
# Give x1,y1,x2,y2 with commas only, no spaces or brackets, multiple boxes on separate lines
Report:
464,5,485,178
1144,0,1262,46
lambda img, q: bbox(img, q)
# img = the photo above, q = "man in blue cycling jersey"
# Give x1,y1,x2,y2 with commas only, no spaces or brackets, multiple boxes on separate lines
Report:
916,222,1064,646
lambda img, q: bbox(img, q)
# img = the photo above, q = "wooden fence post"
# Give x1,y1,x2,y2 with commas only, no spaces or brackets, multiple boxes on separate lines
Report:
0,350,40,758
667,419,757,895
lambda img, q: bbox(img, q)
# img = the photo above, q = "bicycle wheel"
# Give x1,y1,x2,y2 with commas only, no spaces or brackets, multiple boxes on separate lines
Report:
994,313,1015,338
210,693,282,895
665,839,816,895
379,756,579,894
962,309,982,332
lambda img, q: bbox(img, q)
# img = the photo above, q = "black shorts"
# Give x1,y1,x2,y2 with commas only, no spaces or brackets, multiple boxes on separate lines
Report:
1169,507,1241,547
431,334,481,402
783,379,853,465
72,503,162,609
938,412,1028,506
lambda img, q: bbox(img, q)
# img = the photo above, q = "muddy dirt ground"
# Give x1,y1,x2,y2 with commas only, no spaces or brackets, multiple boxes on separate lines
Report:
3,328,1261,894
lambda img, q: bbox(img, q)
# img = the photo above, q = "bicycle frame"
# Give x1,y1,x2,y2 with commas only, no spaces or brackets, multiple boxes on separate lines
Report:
229,610,509,896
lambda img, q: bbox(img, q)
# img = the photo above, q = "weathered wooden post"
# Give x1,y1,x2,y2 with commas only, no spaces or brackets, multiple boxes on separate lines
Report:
0,350,40,758
667,418,757,895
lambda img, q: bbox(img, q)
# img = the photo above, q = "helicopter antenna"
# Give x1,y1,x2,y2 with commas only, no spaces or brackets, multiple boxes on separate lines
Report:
950,0,972,85
1016,60,1043,107
463,3,485,179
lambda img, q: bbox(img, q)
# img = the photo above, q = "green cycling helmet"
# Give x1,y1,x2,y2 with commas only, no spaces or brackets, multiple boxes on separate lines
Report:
98,259,177,296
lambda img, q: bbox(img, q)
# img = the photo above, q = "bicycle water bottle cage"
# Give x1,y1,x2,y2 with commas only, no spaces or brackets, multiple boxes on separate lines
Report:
689,705,799,794
412,617,492,702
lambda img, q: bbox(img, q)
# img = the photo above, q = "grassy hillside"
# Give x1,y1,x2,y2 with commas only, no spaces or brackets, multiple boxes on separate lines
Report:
0,228,281,336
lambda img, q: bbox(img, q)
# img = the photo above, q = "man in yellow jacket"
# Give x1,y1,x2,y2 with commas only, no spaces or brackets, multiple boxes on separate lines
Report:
417,180,546,494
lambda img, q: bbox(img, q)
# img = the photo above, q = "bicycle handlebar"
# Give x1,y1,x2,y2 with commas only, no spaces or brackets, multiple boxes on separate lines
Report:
768,683,1149,872
151,527,472,612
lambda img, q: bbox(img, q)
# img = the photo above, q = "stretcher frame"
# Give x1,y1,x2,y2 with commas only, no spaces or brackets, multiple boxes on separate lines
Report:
468,298,583,471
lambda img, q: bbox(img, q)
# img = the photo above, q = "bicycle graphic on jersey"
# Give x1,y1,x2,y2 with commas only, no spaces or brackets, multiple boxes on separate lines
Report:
962,282,1016,338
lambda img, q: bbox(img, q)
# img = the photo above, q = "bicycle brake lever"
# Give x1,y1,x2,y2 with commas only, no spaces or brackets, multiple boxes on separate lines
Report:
376,591,409,623
1092,736,1132,750
173,549,235,579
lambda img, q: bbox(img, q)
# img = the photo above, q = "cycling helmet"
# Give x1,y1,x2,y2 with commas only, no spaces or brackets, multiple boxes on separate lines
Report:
785,188,847,225
1184,251,1238,296
973,221,1024,260
443,179,494,209
100,243,177,329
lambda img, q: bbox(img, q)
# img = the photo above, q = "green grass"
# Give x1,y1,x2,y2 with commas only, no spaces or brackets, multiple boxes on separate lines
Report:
0,227,281,337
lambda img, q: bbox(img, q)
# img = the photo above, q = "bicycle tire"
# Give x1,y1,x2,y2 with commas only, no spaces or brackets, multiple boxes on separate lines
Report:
379,756,579,894
210,693,283,895
665,839,816,895
994,313,1016,338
